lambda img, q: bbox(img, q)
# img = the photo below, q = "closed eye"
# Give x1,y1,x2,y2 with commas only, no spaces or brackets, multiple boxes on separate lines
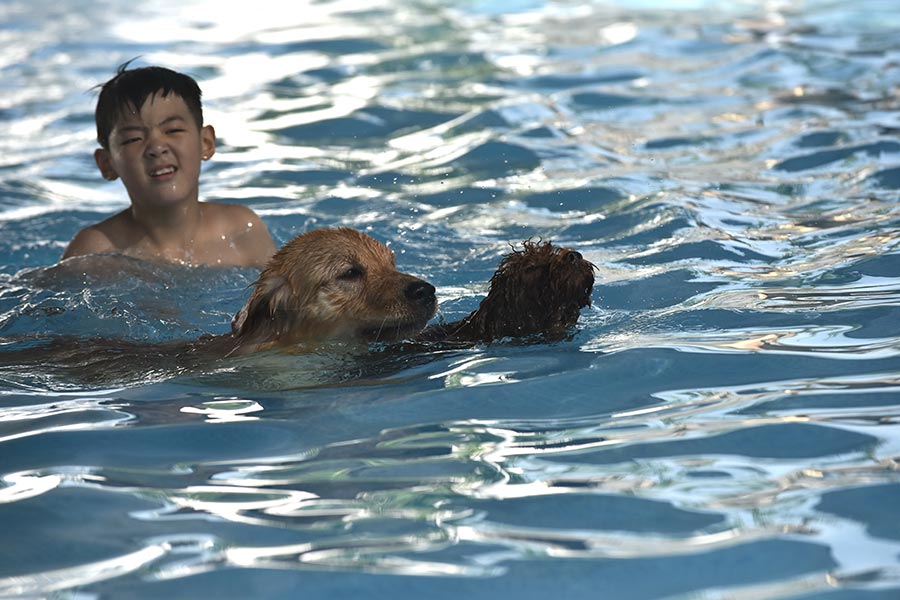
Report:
337,266,365,281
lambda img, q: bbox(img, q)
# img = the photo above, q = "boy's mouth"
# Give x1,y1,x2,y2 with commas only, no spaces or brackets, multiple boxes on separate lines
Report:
150,166,177,178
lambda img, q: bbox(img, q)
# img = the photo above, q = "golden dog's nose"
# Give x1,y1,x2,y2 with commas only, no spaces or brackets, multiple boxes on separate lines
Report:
406,280,436,304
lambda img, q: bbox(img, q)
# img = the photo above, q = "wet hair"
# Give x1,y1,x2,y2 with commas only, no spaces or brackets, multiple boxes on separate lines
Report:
95,61,204,149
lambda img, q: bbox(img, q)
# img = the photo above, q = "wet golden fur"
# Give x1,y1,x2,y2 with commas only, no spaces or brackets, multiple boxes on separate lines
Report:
229,227,437,354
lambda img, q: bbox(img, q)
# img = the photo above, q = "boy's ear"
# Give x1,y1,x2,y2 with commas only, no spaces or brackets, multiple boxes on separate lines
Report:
94,149,118,181
201,125,216,160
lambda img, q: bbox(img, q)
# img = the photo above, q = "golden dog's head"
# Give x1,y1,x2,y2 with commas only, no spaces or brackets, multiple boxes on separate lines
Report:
231,228,436,352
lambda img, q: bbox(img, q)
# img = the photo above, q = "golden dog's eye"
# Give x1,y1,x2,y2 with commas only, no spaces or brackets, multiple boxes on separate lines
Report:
338,266,364,281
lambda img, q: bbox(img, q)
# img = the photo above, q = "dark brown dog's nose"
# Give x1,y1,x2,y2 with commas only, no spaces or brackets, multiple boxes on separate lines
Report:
565,250,583,263
406,280,436,304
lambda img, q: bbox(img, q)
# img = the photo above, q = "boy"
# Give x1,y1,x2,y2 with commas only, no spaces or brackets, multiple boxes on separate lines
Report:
62,64,276,268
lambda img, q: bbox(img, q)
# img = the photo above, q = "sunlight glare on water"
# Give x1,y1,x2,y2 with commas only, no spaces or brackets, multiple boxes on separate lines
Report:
1,0,900,598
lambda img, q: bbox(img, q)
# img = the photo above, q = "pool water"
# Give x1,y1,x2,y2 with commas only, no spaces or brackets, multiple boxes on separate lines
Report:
2,0,900,598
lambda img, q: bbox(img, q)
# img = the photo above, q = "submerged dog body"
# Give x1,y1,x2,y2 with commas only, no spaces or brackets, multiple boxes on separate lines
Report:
229,227,437,354
0,228,594,388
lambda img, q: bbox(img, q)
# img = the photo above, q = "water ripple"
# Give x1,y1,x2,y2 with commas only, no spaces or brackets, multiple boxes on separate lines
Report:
1,0,900,597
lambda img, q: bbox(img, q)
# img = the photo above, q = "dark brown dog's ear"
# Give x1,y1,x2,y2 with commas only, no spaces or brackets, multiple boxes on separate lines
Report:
231,273,292,339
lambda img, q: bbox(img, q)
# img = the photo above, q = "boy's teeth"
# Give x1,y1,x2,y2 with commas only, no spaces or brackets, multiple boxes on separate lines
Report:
151,167,175,176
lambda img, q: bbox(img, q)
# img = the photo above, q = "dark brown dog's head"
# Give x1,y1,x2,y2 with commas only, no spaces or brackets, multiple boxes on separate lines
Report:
442,240,595,342
231,228,436,353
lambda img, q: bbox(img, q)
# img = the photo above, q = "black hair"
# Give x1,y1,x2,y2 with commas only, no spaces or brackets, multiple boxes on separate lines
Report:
95,60,204,149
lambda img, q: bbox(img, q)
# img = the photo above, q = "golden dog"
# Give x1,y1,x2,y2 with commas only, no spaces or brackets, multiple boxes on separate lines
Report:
228,227,437,355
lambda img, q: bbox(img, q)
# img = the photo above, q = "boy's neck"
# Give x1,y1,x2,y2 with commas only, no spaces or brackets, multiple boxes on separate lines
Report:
130,200,203,253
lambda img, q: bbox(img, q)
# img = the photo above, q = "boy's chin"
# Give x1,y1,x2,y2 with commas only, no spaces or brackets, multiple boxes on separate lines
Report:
135,183,200,207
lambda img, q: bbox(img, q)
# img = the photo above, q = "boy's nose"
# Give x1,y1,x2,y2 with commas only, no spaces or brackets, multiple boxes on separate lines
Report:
145,144,169,158
144,131,170,157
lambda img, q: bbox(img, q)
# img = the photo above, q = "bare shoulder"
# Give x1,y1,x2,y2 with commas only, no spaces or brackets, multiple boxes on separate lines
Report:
202,202,275,267
62,226,114,259
62,209,134,259
61,217,119,260
205,202,264,227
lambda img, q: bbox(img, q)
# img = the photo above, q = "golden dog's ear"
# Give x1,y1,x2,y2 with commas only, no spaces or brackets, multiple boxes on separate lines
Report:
231,273,292,339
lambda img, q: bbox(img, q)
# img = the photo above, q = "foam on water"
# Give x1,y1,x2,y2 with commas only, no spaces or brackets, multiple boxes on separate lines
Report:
1,0,899,598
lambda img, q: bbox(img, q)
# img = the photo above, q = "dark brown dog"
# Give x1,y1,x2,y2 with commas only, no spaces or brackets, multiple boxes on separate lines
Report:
420,240,595,343
229,227,437,354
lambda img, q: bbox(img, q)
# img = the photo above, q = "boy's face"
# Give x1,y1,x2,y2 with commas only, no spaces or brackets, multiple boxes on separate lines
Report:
94,92,215,213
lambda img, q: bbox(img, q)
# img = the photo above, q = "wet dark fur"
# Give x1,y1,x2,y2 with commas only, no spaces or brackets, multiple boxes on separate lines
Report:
420,240,595,343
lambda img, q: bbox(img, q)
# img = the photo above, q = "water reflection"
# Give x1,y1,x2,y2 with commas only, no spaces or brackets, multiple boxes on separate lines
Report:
180,398,264,423
2,0,900,597
591,324,900,359
0,396,133,442
0,545,168,597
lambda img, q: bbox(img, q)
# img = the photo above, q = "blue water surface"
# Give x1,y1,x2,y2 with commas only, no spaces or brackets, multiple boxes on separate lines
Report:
1,0,900,598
